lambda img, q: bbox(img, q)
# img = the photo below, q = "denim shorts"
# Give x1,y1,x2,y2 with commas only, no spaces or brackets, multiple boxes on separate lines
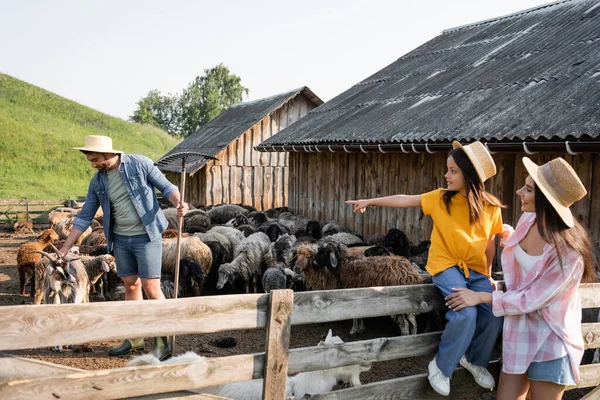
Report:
527,355,576,386
112,233,162,279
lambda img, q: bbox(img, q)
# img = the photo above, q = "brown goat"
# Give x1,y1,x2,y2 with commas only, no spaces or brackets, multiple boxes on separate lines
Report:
16,229,59,296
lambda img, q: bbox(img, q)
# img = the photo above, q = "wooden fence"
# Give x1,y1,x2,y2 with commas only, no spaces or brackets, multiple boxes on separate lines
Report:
1,283,599,399
0,199,66,224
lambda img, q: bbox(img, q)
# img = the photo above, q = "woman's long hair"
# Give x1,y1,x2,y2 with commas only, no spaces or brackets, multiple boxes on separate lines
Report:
534,185,597,283
442,148,504,225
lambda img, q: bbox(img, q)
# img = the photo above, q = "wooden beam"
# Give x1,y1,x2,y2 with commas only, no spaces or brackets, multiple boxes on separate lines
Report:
0,294,269,351
0,354,256,400
580,283,600,308
0,353,84,383
582,322,600,349
262,289,294,400
291,285,446,325
126,392,231,400
580,384,600,400
578,364,600,389
302,361,501,399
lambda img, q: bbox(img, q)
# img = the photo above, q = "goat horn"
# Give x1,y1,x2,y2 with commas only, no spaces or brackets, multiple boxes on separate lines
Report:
27,250,56,260
49,244,63,258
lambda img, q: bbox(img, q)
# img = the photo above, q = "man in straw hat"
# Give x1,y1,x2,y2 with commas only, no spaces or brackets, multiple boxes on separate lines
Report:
60,135,189,360
446,157,596,399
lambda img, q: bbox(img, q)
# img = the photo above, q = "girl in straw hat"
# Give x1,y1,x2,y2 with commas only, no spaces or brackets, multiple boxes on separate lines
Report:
446,157,596,400
347,140,505,396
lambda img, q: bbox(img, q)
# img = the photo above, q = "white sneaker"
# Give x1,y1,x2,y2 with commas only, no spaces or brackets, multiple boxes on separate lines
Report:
460,356,495,389
428,358,450,396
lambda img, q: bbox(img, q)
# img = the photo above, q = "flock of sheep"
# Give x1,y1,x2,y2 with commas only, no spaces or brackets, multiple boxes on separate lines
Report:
16,201,434,338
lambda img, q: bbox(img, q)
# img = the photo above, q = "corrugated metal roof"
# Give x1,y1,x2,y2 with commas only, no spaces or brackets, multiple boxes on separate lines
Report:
158,87,323,173
259,0,600,148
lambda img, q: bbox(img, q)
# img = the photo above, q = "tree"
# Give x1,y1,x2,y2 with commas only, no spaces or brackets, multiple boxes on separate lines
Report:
129,90,182,135
179,63,249,137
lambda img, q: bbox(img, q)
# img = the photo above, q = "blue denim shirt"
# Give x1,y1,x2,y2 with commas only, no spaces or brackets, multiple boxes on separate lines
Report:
73,154,178,251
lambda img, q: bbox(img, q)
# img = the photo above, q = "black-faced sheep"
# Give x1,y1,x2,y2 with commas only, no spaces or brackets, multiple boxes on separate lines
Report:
161,257,206,298
261,267,286,293
382,228,430,259
17,229,59,296
216,232,273,293
270,234,296,269
305,220,322,240
265,206,290,219
128,329,370,399
321,221,341,237
161,236,212,293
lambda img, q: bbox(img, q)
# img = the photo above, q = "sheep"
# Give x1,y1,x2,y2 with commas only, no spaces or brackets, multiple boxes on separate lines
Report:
262,223,289,242
305,220,322,240
216,232,273,293
162,207,180,230
227,214,249,228
73,244,108,256
381,228,430,258
296,242,424,336
207,204,248,225
17,229,60,297
270,234,296,269
48,210,76,229
195,231,234,259
321,221,341,237
53,216,96,245
162,228,179,239
208,226,245,254
237,224,258,237
319,232,365,247
265,206,290,219
79,254,117,301
262,267,287,293
127,329,370,399
161,236,212,281
81,226,106,246
277,211,308,232
183,209,211,233
163,257,206,298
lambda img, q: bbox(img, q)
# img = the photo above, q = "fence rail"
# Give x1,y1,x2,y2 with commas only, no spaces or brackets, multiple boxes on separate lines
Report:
1,283,599,399
0,199,66,223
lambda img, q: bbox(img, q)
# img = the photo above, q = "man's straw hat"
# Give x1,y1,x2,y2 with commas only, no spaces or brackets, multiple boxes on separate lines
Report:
452,140,497,183
73,135,123,154
522,157,587,228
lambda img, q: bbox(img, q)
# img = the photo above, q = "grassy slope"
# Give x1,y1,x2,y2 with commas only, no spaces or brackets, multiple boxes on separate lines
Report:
0,73,180,200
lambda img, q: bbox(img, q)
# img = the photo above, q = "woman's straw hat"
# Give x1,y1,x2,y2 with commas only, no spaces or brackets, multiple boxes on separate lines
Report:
452,140,497,183
73,135,123,154
522,157,587,228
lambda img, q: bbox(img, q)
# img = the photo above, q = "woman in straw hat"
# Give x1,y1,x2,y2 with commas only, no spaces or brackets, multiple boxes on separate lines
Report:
347,141,505,396
446,157,596,400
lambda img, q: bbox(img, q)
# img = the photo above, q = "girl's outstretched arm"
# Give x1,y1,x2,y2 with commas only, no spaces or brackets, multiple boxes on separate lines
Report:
346,194,422,213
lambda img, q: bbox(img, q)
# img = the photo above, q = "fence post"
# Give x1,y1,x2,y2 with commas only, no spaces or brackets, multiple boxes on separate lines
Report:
262,289,294,400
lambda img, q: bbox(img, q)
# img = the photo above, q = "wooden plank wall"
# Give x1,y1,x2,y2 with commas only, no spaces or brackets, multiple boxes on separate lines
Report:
174,94,317,209
288,151,600,257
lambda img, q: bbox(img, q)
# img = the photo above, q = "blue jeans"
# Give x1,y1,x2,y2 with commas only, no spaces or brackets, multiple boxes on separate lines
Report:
112,233,163,279
432,266,504,377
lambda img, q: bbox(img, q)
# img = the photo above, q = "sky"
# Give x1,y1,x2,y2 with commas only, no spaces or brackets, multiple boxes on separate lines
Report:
0,0,553,120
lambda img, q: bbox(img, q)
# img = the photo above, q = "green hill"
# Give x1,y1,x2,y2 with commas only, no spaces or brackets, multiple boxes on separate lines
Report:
0,73,180,200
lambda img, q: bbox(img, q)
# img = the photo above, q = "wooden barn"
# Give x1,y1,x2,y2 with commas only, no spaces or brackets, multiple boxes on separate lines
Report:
257,0,600,259
159,87,323,209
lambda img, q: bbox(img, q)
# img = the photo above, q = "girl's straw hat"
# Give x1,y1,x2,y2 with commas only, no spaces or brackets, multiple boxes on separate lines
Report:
452,140,497,182
73,135,123,154
522,157,587,228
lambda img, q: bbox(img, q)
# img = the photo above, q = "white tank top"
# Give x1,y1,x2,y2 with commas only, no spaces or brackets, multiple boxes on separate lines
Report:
515,243,544,282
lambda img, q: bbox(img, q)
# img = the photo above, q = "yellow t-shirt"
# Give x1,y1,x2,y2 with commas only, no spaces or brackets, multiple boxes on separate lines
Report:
421,188,503,278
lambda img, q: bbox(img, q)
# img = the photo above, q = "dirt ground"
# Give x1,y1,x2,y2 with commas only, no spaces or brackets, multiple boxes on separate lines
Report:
0,228,592,399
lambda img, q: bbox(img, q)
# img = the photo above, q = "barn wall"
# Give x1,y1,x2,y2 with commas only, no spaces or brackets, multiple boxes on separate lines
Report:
170,94,316,209
288,151,600,258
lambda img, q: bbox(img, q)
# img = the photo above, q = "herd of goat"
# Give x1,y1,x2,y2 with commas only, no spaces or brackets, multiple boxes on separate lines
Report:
16,201,435,337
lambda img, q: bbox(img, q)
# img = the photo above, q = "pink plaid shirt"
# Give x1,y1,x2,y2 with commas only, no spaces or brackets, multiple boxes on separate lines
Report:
492,212,584,382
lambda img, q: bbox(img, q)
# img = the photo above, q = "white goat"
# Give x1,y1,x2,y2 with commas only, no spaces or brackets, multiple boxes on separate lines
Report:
127,329,370,399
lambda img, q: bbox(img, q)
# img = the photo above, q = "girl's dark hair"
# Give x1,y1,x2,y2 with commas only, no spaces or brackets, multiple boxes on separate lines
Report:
442,148,504,224
534,185,597,283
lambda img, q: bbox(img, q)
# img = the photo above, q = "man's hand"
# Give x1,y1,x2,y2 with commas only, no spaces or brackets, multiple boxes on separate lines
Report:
177,201,189,217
